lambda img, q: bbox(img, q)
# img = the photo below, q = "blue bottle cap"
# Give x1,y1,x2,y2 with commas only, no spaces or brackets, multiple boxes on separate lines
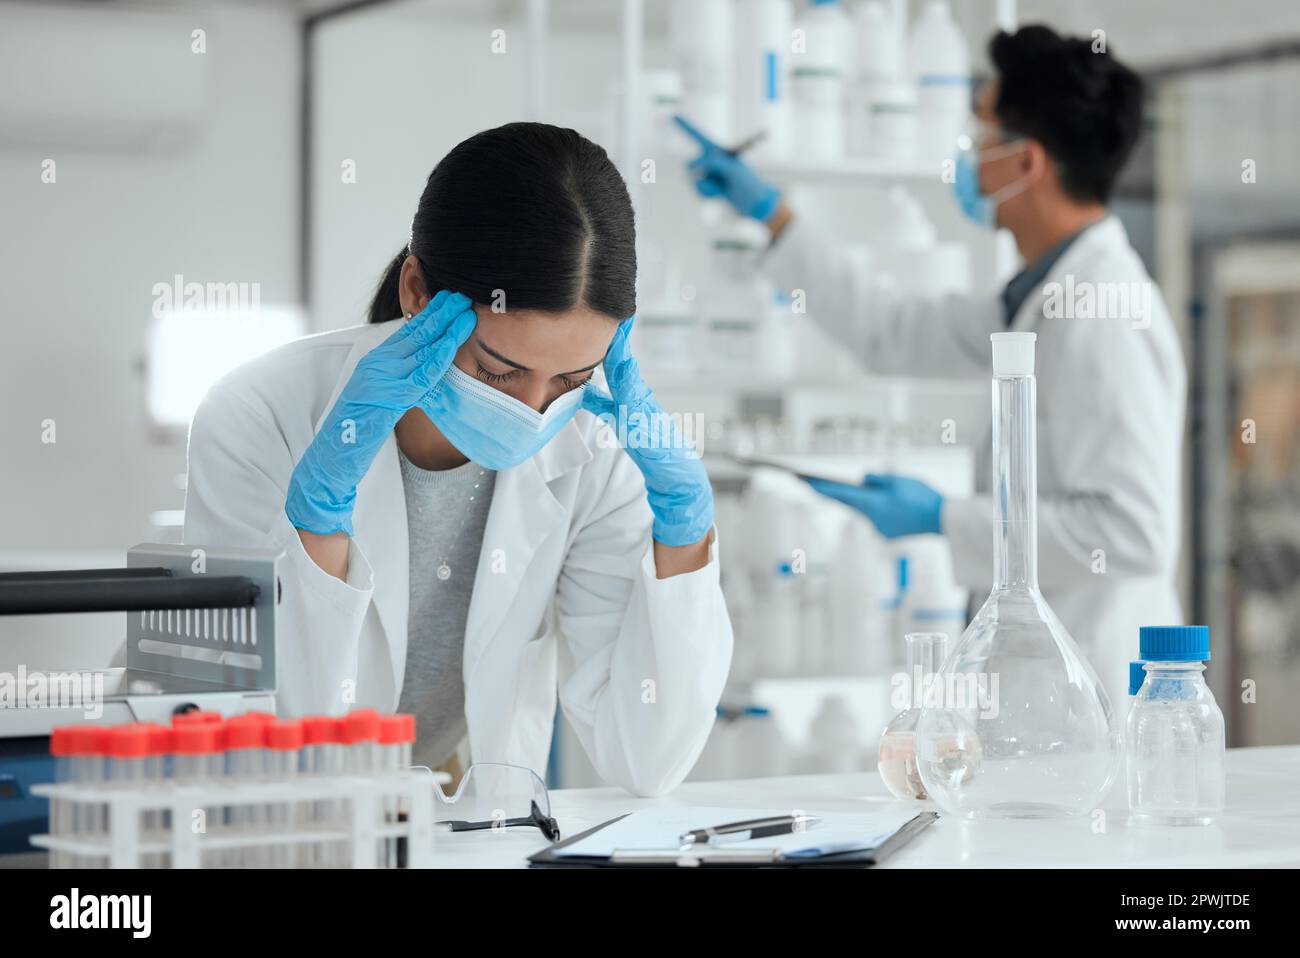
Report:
1139,625,1210,662
1128,661,1146,695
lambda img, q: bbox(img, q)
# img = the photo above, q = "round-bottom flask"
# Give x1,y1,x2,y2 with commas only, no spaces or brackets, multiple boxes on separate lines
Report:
878,632,948,800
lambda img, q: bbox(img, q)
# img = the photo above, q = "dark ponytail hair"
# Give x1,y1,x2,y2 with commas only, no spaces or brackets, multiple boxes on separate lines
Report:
368,122,636,324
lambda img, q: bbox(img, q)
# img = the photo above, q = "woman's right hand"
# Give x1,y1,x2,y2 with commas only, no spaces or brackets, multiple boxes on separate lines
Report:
285,290,477,536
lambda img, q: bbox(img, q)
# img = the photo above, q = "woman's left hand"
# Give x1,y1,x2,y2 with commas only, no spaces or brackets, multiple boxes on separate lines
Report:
582,318,714,547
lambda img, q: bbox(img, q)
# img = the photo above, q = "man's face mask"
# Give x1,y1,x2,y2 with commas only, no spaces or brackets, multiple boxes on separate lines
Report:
419,364,585,471
952,121,1029,229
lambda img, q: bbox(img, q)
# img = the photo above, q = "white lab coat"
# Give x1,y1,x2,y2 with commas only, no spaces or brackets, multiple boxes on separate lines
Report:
762,215,1186,708
183,318,733,797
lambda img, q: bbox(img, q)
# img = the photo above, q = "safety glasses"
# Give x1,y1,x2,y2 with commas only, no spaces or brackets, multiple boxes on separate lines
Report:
431,762,560,842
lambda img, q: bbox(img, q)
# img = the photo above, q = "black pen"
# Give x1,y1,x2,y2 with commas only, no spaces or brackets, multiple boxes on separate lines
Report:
679,814,821,848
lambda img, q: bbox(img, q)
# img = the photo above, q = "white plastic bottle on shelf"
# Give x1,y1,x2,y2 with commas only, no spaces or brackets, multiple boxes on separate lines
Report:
829,518,892,674
908,0,971,167
893,539,968,641
792,0,849,160
756,561,803,675
670,0,732,142
867,78,918,162
807,695,865,774
642,70,686,159
742,470,810,677
873,187,971,295
796,0,850,73
731,0,794,161
734,705,790,777
798,559,831,674
700,222,793,381
848,0,907,157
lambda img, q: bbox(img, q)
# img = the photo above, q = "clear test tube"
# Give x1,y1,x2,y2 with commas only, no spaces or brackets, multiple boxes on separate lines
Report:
140,723,175,782
73,725,109,869
377,714,415,868
49,725,104,868
105,725,153,868
379,714,415,771
223,717,268,867
171,723,223,867
264,720,303,867
49,726,75,868
301,717,344,776
340,710,381,869
341,709,381,773
301,716,344,867
134,723,172,866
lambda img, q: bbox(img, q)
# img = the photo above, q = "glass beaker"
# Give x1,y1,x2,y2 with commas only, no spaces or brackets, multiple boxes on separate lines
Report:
878,631,948,800
915,332,1121,819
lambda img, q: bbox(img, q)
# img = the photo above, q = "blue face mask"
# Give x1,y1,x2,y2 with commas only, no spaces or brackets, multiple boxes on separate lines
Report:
952,137,1028,229
420,365,586,470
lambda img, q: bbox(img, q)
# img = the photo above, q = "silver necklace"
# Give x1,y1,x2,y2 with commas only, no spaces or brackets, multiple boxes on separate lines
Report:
435,466,486,581
404,449,488,581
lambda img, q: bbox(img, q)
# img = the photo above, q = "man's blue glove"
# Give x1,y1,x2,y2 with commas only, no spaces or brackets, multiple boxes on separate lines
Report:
583,318,714,547
802,473,943,539
286,290,477,536
673,115,781,222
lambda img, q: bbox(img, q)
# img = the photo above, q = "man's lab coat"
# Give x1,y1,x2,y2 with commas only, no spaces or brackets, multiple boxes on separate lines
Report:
762,215,1186,707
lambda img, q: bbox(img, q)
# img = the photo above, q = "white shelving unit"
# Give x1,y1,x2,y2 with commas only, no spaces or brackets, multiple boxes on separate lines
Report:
752,155,943,184
550,0,1019,788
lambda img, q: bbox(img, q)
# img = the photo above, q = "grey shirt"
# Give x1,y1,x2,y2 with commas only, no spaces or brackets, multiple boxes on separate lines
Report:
396,448,496,770
1000,225,1088,326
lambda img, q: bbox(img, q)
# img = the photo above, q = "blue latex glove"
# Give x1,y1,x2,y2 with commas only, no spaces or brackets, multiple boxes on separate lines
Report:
673,115,781,222
286,290,477,536
802,473,944,539
583,318,714,547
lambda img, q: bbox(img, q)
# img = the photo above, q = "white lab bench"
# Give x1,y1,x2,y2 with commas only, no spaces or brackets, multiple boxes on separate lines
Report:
430,746,1300,868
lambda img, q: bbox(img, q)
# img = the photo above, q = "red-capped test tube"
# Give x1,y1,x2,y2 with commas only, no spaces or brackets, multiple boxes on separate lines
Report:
302,716,343,777
136,723,174,866
377,714,415,868
265,720,304,866
106,725,154,788
224,717,269,867
104,726,155,869
340,709,381,774
301,716,343,866
49,724,108,868
172,722,223,866
378,714,415,772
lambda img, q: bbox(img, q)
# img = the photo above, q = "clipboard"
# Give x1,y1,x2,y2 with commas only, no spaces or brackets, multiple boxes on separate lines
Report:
527,810,937,869
714,451,844,486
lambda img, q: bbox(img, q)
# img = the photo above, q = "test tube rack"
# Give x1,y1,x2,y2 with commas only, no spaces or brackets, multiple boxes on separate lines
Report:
30,770,438,868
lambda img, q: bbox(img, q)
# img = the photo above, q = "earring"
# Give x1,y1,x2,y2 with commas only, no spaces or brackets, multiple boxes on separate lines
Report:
404,312,412,319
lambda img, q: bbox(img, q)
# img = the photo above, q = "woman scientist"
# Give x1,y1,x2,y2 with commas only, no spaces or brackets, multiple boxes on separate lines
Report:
183,123,732,797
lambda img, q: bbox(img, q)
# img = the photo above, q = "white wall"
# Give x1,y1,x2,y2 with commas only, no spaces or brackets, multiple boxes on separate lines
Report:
310,0,626,332
0,2,300,552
